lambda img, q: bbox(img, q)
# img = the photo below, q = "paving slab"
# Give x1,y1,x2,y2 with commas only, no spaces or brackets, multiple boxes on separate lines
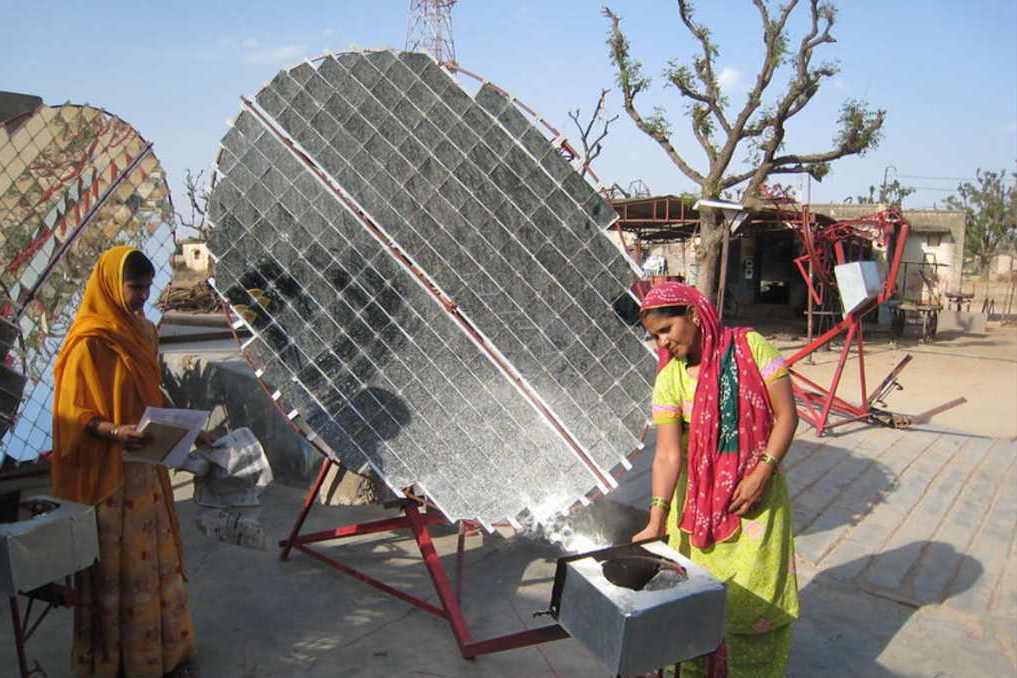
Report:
790,423,1016,675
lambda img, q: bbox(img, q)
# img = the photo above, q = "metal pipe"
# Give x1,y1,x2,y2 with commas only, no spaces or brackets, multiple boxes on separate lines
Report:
406,504,475,655
807,257,815,365
462,625,570,657
279,458,331,562
9,596,29,678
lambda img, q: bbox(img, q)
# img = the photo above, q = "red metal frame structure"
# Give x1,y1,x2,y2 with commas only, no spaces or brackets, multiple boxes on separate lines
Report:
279,457,570,658
781,207,916,436
609,194,699,263
8,582,82,678
609,193,965,437
280,460,724,675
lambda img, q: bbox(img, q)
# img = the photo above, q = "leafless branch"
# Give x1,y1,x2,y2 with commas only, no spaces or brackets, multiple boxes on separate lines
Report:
710,0,799,185
568,88,619,177
723,1,883,195
175,168,210,240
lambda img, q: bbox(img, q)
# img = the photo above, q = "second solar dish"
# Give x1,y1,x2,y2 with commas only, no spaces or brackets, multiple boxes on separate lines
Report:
0,102,175,464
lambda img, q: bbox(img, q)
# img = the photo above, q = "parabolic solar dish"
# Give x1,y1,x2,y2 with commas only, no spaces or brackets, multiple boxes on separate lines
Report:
0,102,175,464
206,51,653,527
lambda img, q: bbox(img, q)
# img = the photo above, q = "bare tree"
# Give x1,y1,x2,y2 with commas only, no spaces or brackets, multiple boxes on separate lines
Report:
175,168,211,241
568,88,619,178
604,1,886,300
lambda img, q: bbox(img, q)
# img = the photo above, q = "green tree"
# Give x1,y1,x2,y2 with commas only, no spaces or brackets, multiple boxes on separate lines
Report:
604,1,885,301
944,169,1017,276
846,179,915,206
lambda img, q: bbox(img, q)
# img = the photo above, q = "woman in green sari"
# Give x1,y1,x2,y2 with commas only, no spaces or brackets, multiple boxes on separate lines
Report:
633,282,799,677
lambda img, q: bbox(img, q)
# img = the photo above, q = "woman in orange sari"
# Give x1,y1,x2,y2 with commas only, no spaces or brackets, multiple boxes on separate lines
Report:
51,246,196,677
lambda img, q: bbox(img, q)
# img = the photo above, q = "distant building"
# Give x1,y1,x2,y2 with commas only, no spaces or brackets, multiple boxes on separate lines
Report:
811,204,967,294
173,239,210,273
991,251,1016,279
607,196,967,323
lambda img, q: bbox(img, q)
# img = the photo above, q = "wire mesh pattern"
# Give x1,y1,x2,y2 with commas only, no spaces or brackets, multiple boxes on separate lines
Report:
207,50,653,525
0,104,175,463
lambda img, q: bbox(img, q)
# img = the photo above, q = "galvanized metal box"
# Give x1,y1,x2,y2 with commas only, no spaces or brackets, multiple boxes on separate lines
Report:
0,495,99,595
553,540,725,675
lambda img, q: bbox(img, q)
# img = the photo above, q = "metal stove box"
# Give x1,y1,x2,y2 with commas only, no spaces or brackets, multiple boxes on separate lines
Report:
550,539,725,675
0,495,99,595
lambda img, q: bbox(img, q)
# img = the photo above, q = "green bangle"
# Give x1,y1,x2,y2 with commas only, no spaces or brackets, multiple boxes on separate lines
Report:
760,453,778,467
649,496,671,511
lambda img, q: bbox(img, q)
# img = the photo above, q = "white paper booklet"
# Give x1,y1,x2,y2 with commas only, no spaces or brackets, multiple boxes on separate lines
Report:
124,407,210,467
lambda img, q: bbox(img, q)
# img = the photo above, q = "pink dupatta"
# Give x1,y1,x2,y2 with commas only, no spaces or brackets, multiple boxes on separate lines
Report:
642,282,774,549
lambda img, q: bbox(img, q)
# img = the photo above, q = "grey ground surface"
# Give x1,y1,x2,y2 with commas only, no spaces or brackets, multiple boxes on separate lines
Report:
3,422,1015,677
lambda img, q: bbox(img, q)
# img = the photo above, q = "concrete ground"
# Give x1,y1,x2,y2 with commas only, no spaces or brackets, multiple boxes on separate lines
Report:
4,420,1015,677
3,325,1014,677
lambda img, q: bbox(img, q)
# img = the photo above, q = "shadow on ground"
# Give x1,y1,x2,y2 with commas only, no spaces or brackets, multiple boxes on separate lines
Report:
784,438,898,540
792,541,983,678
174,488,601,677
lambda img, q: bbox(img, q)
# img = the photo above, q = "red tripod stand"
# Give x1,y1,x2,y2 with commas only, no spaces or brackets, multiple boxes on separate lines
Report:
279,457,569,658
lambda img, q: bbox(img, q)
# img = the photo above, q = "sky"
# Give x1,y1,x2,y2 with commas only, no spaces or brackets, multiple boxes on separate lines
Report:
3,0,1015,213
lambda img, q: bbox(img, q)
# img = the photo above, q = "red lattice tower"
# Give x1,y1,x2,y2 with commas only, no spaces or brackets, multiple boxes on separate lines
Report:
405,0,458,65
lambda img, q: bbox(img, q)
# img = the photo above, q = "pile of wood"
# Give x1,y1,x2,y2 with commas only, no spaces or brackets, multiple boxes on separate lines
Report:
156,280,221,314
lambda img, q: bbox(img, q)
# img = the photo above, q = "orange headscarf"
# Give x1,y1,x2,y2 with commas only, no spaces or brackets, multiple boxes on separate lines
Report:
50,246,165,504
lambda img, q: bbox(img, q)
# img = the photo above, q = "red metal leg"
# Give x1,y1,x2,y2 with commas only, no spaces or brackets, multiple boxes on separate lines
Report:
280,457,333,561
856,323,868,406
791,370,869,417
281,496,572,660
292,513,443,547
9,596,29,678
816,322,858,437
793,386,822,430
405,503,475,656
463,624,570,656
456,521,467,605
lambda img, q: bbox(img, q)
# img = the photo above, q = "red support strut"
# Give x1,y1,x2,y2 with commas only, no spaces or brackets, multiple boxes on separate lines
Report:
279,458,569,659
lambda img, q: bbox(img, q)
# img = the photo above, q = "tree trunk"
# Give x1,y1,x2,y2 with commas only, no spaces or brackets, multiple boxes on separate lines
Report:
696,245,718,300
695,207,725,306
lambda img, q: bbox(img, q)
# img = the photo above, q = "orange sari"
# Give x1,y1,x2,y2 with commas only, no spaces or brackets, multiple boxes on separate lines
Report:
51,246,194,677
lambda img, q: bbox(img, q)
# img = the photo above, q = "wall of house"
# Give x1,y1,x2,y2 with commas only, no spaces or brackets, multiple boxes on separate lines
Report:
900,231,958,301
810,204,967,297
181,242,209,273
604,230,699,284
994,253,1016,277
901,210,965,291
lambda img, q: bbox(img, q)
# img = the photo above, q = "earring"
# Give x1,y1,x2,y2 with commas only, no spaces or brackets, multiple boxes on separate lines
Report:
691,311,701,328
